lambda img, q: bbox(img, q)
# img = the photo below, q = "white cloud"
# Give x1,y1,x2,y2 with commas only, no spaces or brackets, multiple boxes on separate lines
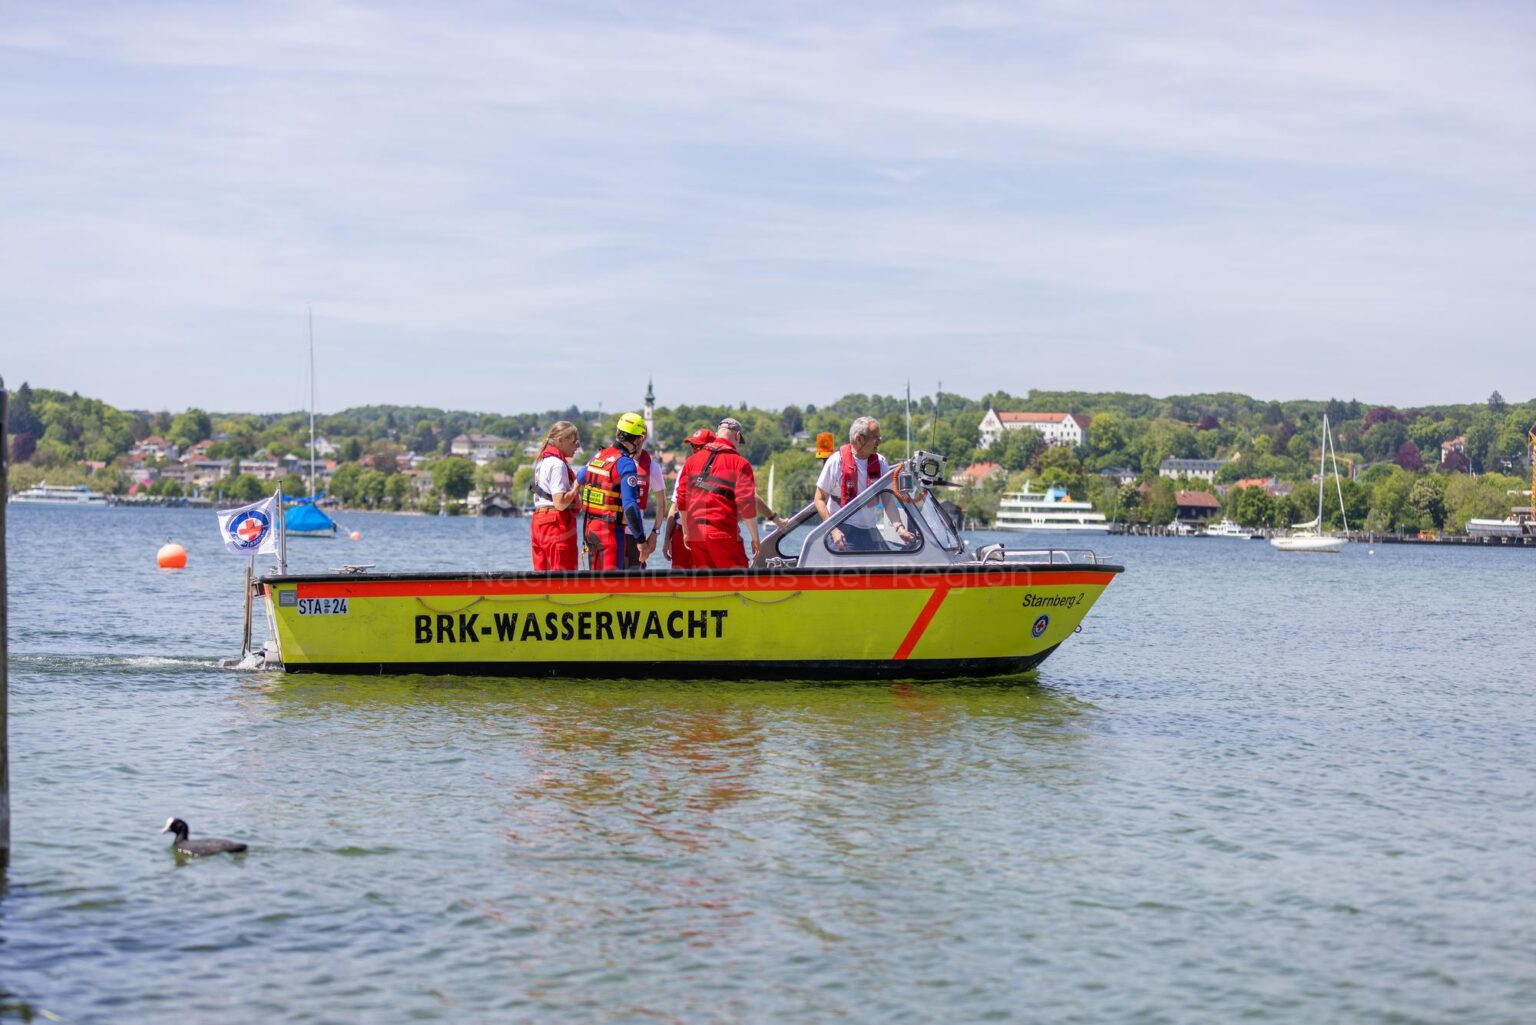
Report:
1,0,1533,411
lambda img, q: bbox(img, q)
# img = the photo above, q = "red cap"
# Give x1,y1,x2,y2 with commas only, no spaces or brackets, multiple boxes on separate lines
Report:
685,427,715,448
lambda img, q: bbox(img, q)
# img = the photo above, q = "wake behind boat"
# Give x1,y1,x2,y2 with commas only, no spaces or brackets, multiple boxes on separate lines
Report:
249,452,1123,680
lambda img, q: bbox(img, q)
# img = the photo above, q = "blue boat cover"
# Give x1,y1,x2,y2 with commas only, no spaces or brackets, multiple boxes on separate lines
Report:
285,499,336,533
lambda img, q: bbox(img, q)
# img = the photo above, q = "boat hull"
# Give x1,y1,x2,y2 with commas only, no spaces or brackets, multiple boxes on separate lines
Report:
261,564,1121,679
1270,535,1346,553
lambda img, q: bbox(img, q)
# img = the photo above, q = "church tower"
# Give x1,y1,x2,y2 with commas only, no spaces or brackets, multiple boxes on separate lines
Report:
643,378,655,440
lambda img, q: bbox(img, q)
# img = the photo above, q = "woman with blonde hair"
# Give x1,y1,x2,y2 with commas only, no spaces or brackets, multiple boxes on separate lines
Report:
530,421,581,571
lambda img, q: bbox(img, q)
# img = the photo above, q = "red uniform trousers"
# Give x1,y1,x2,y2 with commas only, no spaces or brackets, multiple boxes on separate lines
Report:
530,507,577,571
584,518,640,570
666,514,694,570
688,524,748,570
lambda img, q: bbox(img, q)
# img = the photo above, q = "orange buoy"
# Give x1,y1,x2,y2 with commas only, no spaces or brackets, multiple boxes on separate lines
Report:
157,543,188,569
349,530,362,541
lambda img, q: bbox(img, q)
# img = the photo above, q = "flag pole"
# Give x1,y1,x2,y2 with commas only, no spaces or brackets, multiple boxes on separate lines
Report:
277,485,287,576
241,555,254,659
1,376,11,866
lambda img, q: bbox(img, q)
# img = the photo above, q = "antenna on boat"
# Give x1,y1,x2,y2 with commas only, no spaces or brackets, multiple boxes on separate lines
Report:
928,381,940,450
905,380,912,455
307,305,317,500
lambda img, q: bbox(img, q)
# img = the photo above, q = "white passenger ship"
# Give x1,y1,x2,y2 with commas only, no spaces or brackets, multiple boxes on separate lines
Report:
10,482,109,506
994,485,1110,533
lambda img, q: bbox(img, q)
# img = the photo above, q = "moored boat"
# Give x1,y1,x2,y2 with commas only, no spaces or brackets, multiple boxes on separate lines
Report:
284,496,338,537
1271,415,1350,554
1205,519,1259,539
254,453,1122,679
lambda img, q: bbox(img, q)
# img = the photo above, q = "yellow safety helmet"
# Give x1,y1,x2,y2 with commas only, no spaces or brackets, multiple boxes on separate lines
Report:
615,411,648,439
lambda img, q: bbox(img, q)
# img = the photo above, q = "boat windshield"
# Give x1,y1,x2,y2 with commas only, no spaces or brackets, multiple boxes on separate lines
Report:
759,456,964,565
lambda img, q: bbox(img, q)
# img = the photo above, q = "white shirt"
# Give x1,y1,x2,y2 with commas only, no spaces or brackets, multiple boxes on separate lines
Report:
646,452,665,504
816,450,890,529
533,455,573,510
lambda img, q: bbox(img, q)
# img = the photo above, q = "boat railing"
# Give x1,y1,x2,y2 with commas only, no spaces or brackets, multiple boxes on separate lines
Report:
973,543,1106,566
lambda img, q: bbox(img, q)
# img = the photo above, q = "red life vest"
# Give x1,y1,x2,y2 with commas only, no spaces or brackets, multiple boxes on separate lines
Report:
580,447,625,521
533,444,572,503
683,440,749,527
839,444,883,505
634,449,653,509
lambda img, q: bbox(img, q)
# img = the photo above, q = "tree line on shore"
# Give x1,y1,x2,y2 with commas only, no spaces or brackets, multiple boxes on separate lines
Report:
5,382,1532,533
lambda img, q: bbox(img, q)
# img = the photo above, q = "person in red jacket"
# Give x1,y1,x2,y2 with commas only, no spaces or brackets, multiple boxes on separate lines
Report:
579,412,655,570
664,427,717,569
529,420,580,570
674,418,761,569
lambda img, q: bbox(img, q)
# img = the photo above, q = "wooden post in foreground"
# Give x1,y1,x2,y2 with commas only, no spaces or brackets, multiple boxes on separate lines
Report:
1,376,11,865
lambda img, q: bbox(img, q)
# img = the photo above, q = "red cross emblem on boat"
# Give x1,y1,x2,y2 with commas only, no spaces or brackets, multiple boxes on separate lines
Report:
228,510,271,550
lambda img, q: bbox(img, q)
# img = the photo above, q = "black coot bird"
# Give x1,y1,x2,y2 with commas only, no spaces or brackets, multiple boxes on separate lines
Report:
161,817,248,856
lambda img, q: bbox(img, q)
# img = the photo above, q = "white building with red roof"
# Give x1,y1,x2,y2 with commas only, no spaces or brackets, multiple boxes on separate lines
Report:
978,409,1091,449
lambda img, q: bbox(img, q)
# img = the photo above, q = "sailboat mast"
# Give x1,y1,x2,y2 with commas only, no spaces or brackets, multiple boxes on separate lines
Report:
308,306,317,499
1327,422,1350,533
1314,411,1327,525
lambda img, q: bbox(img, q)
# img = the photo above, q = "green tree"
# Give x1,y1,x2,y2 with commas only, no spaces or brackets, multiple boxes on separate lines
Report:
329,463,364,504
432,457,476,501
216,473,264,503
1443,472,1521,533
1462,417,1496,473
356,468,387,508
1408,476,1445,529
987,428,1044,471
384,473,414,511
169,409,212,448
1033,446,1086,492
1143,477,1176,525
1228,485,1276,527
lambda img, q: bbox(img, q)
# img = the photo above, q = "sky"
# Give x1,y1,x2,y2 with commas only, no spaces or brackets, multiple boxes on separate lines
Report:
2,0,1534,416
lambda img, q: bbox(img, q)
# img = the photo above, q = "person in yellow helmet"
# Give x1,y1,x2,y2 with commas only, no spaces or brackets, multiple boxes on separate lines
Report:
576,412,656,570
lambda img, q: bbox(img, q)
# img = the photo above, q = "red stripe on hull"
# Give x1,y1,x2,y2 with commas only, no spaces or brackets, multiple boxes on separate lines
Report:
892,584,951,660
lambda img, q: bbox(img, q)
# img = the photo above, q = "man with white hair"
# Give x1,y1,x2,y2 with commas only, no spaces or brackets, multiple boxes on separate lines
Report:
813,416,915,551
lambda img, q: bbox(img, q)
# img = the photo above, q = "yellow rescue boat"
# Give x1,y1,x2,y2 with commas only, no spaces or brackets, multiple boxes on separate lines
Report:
254,453,1122,679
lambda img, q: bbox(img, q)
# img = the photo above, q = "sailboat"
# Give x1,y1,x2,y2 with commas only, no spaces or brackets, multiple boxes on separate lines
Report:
1270,414,1349,553
285,308,339,539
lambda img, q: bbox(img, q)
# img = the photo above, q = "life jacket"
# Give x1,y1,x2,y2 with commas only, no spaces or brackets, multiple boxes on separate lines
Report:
533,444,572,503
839,444,883,506
684,441,746,526
579,446,625,521
634,449,653,509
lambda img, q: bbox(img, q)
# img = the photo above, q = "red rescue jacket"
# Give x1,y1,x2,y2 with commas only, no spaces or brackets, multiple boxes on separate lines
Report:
839,444,883,505
634,449,653,510
677,439,756,534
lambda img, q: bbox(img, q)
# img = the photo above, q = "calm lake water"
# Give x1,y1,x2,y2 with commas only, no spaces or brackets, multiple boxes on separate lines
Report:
2,504,1532,1023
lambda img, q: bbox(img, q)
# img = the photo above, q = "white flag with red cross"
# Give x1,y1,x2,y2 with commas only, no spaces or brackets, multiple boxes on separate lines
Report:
216,494,280,555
